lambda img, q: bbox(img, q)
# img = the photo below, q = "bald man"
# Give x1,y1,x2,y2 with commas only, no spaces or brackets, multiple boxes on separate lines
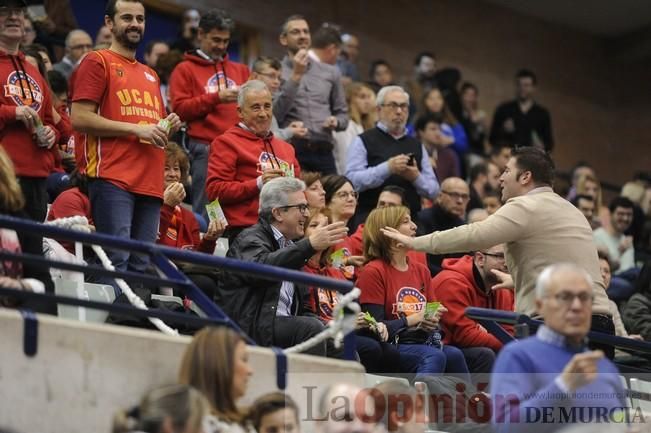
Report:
53,29,93,79
416,177,470,275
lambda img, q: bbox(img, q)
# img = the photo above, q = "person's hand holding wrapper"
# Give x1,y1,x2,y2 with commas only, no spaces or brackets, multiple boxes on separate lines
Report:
358,312,389,342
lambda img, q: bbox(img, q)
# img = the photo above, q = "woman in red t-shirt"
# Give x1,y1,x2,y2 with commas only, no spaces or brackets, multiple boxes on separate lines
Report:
357,205,470,378
302,207,401,373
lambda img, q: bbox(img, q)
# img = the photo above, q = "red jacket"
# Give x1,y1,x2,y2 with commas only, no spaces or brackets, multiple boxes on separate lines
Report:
158,204,216,254
168,52,249,143
206,126,301,229
431,255,514,351
0,50,58,177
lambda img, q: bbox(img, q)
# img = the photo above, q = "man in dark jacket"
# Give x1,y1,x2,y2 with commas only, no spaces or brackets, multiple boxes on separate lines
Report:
416,177,469,276
216,177,348,356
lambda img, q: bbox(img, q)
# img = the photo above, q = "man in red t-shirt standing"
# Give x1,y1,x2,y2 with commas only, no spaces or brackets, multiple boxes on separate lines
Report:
0,0,59,222
71,0,181,280
168,9,249,217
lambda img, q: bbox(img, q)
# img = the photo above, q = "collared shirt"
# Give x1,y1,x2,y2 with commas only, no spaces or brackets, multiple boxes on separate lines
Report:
536,325,588,351
537,325,589,393
345,122,439,198
276,55,349,143
271,225,295,317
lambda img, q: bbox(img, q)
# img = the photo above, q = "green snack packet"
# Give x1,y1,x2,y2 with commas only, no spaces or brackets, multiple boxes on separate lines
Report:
158,118,171,134
330,249,346,268
424,301,441,319
205,198,228,226
363,311,377,326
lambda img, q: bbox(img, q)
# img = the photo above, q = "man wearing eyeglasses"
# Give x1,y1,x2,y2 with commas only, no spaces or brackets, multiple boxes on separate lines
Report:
347,85,439,229
431,244,513,373
383,147,613,347
0,0,59,222
491,263,626,432
416,177,469,276
206,79,301,243
52,29,92,80
217,177,348,357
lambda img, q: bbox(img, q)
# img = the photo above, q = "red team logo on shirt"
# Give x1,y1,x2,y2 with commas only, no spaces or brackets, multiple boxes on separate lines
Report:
316,288,339,321
257,152,294,177
205,72,237,93
4,71,43,110
392,287,426,317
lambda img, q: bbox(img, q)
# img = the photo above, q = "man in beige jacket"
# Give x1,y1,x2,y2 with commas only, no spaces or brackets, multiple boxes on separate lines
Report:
382,147,613,337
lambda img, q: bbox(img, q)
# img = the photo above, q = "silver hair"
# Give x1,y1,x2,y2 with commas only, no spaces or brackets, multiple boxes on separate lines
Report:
534,263,593,300
259,177,306,223
237,79,270,107
376,85,410,107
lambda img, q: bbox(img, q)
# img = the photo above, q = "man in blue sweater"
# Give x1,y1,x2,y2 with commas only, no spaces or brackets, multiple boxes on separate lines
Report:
491,263,628,433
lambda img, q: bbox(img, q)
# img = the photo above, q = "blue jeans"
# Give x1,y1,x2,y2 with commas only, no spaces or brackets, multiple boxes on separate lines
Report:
187,138,209,217
88,180,161,291
398,344,470,382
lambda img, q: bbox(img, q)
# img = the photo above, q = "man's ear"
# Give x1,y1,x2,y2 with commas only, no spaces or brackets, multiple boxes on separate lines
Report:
535,298,543,315
519,170,532,185
279,33,287,47
272,207,283,223
475,252,485,267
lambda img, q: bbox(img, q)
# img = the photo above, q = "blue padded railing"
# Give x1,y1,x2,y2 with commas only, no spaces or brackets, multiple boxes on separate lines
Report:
465,307,651,355
0,214,356,354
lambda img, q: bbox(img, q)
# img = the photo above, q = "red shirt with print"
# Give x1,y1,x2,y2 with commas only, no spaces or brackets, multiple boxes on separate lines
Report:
72,50,166,198
357,259,434,321
302,263,347,322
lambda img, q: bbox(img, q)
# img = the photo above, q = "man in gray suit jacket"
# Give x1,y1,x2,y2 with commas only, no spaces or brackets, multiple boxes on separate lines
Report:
52,29,92,80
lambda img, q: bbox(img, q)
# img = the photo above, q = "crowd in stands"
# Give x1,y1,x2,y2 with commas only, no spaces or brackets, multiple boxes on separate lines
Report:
3,0,651,430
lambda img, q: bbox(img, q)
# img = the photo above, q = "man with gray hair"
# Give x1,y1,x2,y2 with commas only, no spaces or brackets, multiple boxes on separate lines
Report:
206,79,301,242
490,263,626,433
53,29,93,79
217,177,348,356
346,85,439,227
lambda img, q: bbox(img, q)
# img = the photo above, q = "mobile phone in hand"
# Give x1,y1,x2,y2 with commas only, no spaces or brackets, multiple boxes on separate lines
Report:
407,153,416,166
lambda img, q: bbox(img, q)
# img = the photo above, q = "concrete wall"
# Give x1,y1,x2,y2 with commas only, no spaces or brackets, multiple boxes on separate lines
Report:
0,310,364,433
167,0,650,185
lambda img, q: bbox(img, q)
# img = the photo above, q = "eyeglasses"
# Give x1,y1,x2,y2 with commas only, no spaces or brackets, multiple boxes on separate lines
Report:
549,291,594,307
279,203,310,213
0,7,25,17
70,44,93,50
441,190,470,201
381,102,409,111
335,191,358,200
481,252,505,260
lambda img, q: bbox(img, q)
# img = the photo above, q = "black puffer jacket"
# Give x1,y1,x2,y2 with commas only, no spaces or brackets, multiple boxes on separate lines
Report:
216,219,316,346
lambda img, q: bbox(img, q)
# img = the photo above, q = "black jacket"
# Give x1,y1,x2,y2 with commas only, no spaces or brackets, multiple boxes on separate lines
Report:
416,205,468,276
216,219,316,346
623,293,651,340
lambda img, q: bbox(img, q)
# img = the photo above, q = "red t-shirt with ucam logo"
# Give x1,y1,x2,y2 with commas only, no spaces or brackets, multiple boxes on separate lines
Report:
72,50,167,198
357,258,434,321
302,263,347,322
